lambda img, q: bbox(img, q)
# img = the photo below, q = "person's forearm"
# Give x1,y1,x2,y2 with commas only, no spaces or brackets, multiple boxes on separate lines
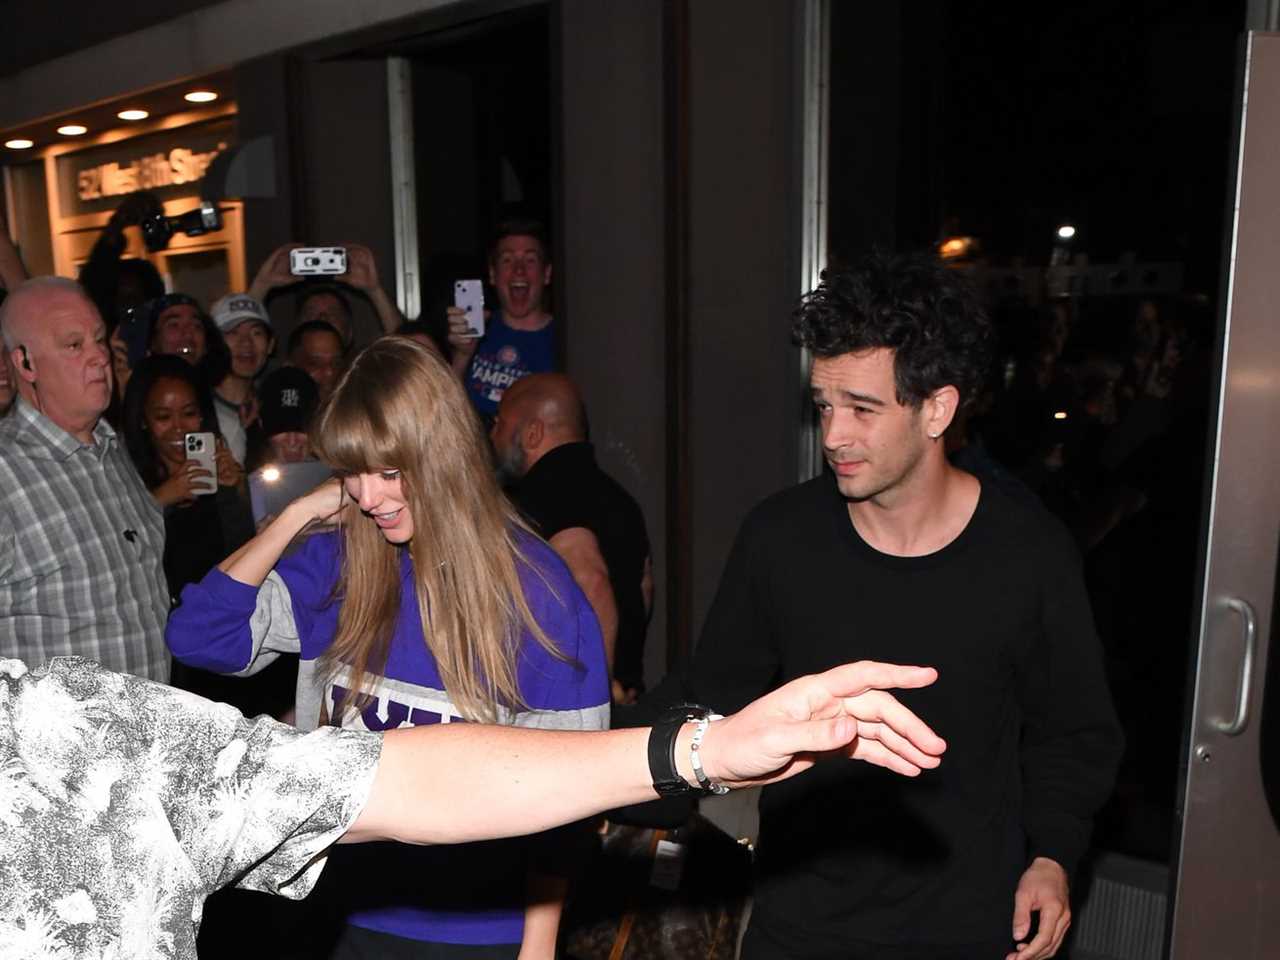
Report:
348,725,665,844
550,530,618,673
519,872,569,960
579,579,616,674
0,226,27,289
218,501,314,586
346,662,947,847
247,271,280,304
77,225,127,321
368,286,404,333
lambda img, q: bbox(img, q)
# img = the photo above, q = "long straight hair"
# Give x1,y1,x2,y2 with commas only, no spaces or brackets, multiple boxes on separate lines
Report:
311,336,558,723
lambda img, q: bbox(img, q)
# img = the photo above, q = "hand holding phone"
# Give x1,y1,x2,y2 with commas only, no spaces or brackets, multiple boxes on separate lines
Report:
184,432,218,496
453,280,485,339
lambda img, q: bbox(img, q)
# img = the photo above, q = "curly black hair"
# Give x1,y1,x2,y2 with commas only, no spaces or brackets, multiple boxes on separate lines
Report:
792,250,994,410
121,353,220,490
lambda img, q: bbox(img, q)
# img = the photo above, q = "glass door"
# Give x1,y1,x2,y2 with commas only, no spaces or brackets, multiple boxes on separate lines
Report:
1167,30,1280,958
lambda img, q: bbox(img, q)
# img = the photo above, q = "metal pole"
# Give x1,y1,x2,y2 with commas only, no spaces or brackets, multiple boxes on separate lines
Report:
797,0,830,482
387,57,421,321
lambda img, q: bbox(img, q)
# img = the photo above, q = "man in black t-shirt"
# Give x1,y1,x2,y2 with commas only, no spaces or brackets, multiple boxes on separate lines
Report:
667,252,1122,960
492,373,652,703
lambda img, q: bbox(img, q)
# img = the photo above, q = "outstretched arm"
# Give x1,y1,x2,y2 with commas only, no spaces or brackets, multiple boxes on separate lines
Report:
0,207,27,290
342,243,403,334
247,242,303,305
344,661,945,845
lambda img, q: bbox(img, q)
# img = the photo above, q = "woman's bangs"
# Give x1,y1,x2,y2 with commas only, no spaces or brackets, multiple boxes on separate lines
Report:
312,383,406,475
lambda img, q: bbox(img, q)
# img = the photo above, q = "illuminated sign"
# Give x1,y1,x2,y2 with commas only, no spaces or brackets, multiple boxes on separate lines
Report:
56,118,233,218
76,144,226,201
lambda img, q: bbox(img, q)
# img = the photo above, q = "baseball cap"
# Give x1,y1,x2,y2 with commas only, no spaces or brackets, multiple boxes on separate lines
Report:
211,292,271,334
258,366,320,438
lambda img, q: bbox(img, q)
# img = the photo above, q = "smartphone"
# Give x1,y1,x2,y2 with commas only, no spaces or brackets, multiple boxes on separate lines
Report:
184,432,218,496
290,247,348,276
453,279,485,338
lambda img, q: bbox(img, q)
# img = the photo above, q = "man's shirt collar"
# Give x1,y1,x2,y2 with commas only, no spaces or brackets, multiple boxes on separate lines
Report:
6,398,115,463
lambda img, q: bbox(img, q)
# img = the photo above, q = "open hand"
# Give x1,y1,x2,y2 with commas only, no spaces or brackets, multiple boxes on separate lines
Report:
698,661,946,788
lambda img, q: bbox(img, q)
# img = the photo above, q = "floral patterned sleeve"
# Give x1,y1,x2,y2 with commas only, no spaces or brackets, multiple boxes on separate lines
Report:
0,656,382,960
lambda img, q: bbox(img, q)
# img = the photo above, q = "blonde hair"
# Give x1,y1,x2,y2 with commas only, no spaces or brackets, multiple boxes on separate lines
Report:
311,336,559,723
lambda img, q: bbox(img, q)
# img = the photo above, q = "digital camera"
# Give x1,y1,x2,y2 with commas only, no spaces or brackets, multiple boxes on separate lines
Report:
141,202,222,252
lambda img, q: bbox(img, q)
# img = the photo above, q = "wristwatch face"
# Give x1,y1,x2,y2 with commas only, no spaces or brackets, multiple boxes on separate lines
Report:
662,703,712,724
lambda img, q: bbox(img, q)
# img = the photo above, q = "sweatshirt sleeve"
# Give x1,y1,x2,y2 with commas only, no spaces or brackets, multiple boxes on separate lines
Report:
511,536,611,731
166,569,299,675
165,532,340,676
1017,524,1125,877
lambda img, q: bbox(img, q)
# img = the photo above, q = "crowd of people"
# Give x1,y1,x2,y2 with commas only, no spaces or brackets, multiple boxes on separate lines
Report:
0,188,1130,960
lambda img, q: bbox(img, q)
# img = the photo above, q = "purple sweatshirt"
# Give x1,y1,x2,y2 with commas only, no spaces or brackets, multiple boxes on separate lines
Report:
166,528,610,946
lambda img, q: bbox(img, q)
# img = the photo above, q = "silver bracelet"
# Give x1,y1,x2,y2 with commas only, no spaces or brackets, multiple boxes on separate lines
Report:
689,713,729,795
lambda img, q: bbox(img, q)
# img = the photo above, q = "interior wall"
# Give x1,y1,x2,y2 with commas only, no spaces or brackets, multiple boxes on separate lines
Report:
558,0,669,686
686,0,802,644
230,55,396,345
233,56,297,285
293,59,397,345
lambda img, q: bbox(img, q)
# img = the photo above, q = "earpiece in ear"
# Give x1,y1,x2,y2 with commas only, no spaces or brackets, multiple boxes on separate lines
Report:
19,345,32,372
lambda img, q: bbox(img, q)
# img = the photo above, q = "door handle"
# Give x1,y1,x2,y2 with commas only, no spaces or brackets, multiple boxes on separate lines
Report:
1212,596,1258,736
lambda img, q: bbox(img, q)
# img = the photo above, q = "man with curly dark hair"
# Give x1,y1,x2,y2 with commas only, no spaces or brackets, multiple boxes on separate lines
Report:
670,251,1122,960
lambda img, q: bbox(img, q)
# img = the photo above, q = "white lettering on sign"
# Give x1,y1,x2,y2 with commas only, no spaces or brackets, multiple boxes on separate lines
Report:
76,141,228,201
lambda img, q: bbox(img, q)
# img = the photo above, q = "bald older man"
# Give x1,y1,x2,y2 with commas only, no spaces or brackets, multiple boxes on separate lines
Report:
0,277,169,680
491,373,652,703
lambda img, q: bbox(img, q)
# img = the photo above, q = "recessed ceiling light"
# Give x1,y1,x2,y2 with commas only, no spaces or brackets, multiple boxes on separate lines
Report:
117,109,149,121
57,124,88,136
4,139,34,149
184,90,218,103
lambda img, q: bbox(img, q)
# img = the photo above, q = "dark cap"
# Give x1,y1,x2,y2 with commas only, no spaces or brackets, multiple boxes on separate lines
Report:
258,366,319,438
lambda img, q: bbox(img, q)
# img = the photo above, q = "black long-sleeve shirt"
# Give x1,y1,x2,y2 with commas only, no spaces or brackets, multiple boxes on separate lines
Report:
679,475,1123,955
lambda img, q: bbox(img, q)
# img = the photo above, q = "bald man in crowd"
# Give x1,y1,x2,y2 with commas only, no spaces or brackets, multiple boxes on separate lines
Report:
0,277,169,680
491,373,652,702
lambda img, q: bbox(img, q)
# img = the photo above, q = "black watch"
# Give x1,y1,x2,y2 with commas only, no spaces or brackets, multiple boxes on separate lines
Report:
648,703,717,797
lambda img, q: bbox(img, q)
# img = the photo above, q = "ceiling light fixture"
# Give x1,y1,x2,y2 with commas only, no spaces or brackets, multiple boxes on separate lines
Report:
184,90,218,103
57,124,88,136
4,139,34,149
117,109,149,121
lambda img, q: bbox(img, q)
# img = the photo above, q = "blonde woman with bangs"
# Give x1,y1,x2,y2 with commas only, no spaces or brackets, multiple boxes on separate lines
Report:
166,336,610,960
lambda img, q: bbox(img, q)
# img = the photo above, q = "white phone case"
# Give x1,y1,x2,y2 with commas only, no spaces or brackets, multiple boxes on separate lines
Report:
454,279,486,338
184,432,218,496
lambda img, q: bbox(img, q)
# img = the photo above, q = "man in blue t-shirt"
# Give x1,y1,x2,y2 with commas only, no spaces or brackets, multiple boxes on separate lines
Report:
447,219,556,421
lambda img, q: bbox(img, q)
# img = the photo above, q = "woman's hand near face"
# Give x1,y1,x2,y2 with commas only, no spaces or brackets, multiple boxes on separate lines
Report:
292,477,347,525
218,477,343,587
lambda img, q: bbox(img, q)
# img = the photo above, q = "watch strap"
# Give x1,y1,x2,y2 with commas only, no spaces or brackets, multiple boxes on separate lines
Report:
647,704,718,797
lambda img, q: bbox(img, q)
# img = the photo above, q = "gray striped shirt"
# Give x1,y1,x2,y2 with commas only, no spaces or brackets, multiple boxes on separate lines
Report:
0,400,170,680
